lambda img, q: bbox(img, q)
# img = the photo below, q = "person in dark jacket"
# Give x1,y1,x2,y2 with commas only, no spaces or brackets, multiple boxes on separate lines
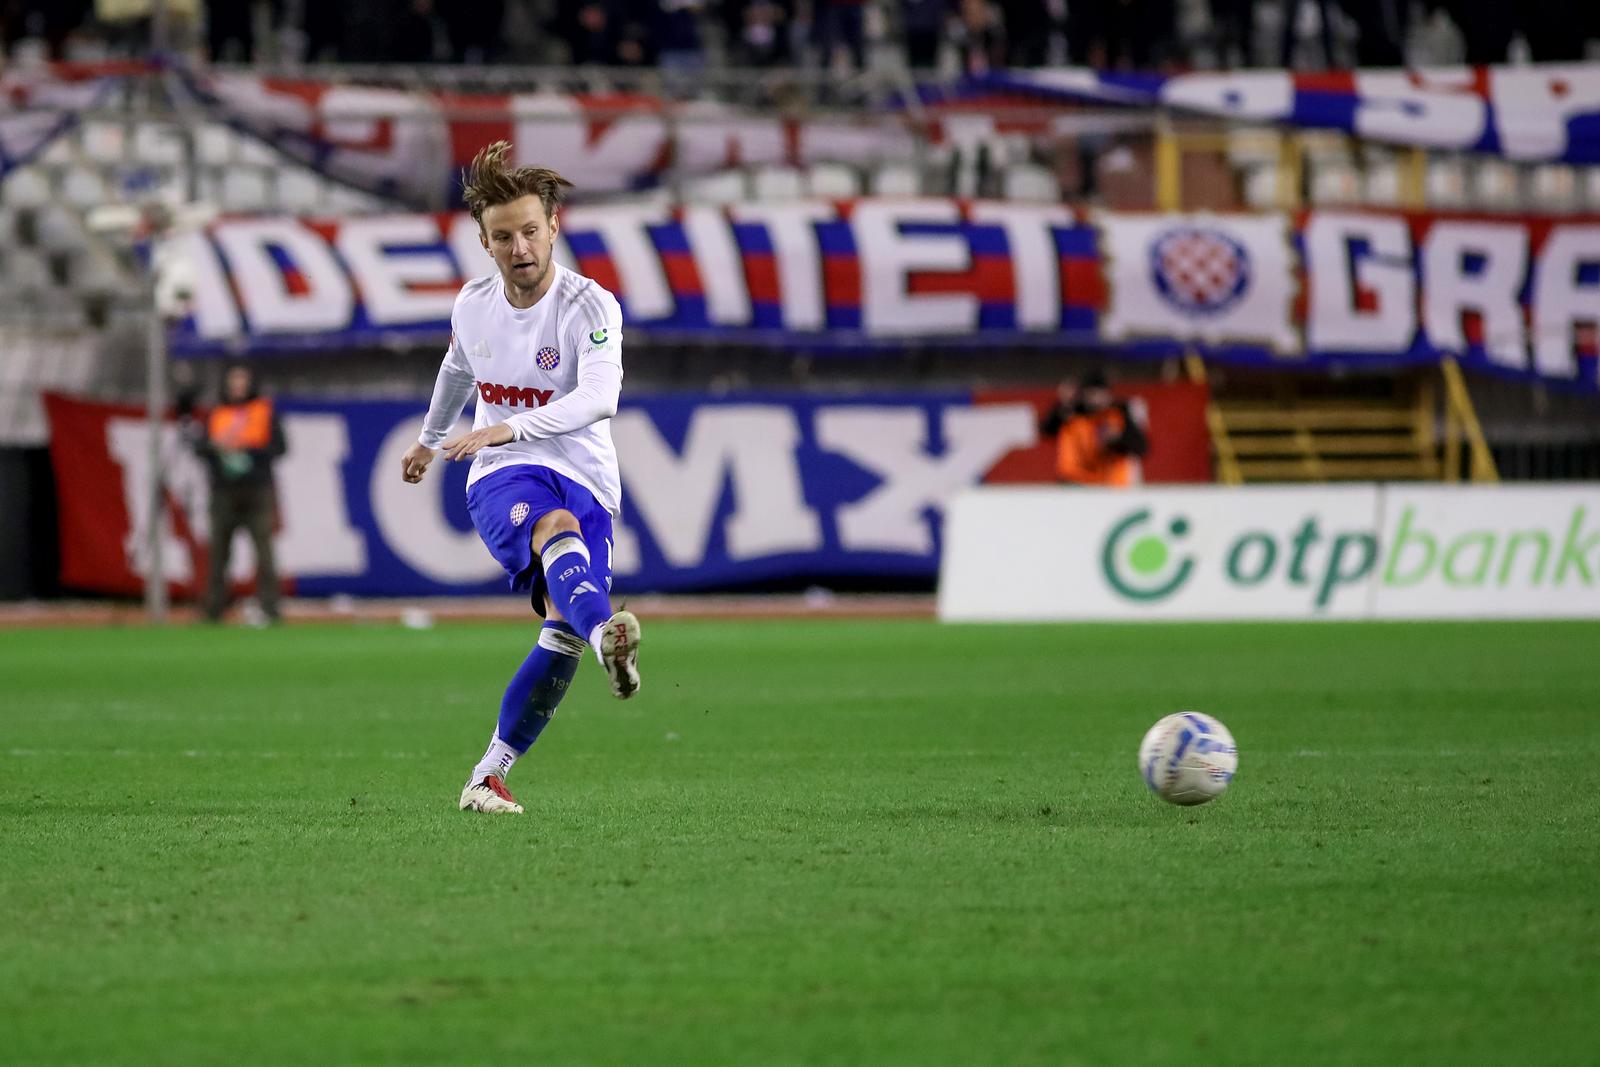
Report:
187,363,286,623
1038,370,1149,487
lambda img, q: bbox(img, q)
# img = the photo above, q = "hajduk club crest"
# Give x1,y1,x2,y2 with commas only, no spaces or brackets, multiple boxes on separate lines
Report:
1148,226,1251,316
535,346,561,371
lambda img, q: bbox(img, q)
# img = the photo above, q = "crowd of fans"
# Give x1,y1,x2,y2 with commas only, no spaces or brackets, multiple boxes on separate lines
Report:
0,0,1595,71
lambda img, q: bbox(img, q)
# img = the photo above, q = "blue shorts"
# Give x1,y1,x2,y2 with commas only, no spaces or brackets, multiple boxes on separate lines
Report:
466,465,615,613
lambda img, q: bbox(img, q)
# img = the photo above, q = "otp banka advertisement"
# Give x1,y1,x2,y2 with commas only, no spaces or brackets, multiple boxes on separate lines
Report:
940,485,1600,620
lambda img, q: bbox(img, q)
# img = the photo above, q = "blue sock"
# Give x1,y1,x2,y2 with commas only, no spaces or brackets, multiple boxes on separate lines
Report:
497,621,583,751
540,531,613,643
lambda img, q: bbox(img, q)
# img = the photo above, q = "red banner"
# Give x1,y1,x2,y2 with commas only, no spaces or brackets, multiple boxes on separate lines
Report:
977,381,1213,485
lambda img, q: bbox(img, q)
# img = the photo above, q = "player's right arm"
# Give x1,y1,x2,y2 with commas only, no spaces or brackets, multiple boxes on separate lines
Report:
402,328,476,484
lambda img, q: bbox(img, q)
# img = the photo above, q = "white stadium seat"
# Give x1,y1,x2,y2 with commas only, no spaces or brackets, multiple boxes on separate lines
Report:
1308,161,1359,205
131,123,186,166
1425,158,1468,209
750,166,806,201
219,168,271,213
60,166,112,210
274,167,327,213
194,124,238,166
680,170,748,205
76,120,128,165
32,205,85,254
805,163,862,199
234,136,281,167
1241,164,1280,210
1362,160,1400,207
1472,160,1521,211
1530,165,1579,212
869,163,921,197
1000,162,1059,203
0,167,53,209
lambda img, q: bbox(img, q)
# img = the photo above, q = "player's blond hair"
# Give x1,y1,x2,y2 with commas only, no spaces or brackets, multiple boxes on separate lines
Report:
461,141,574,226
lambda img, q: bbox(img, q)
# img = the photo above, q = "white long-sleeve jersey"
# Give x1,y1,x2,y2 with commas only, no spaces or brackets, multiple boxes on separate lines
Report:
419,263,625,513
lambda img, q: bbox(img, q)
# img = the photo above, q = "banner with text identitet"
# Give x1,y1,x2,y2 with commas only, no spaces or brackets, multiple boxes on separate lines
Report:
42,385,1209,600
168,203,1600,391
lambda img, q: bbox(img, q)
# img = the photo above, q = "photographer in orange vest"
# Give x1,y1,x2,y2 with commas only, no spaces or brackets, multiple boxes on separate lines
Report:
187,363,286,623
1038,369,1148,487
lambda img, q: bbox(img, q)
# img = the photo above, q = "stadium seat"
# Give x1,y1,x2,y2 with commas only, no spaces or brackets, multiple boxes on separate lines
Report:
750,166,806,201
132,123,186,166
1472,160,1521,210
1308,161,1359,205
275,167,327,213
1225,128,1281,169
58,166,111,210
31,205,85,254
1000,162,1060,203
195,124,237,166
234,136,282,168
869,163,921,196
1362,160,1400,207
1425,158,1468,208
37,132,77,166
0,167,53,209
1241,163,1280,210
805,163,862,199
680,170,749,204
219,169,272,213
1530,165,1579,212
76,120,128,165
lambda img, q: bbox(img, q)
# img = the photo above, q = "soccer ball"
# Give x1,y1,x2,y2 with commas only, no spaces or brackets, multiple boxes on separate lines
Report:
1138,712,1238,806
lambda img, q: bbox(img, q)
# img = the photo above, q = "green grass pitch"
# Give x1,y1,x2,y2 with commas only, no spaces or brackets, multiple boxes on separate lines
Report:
2,619,1597,1065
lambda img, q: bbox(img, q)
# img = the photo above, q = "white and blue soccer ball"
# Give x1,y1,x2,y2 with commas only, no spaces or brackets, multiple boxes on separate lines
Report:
1138,712,1238,806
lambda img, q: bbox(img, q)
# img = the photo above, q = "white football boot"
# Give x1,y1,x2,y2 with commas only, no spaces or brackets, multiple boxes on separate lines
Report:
597,609,641,699
459,775,524,814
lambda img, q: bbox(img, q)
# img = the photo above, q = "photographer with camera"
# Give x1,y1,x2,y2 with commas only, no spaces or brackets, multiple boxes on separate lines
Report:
1038,369,1148,487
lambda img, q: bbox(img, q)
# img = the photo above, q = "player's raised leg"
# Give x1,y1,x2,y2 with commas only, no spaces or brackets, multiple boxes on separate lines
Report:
459,620,585,814
535,510,640,699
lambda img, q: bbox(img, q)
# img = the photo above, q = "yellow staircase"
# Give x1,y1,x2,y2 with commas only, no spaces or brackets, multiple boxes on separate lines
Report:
1190,357,1498,485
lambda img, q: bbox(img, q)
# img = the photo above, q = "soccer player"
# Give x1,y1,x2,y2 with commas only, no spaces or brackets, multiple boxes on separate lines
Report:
399,141,640,815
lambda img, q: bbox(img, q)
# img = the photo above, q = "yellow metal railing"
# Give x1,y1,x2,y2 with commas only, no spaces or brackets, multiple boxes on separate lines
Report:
1440,356,1499,483
1188,355,1498,484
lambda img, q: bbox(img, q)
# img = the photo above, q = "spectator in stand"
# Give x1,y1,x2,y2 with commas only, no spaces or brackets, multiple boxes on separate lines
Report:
1037,370,1148,487
392,0,441,63
725,0,792,66
813,0,866,70
899,0,946,68
997,0,1054,66
1209,0,1257,67
1078,0,1178,69
185,364,287,625
654,0,707,79
3,0,92,59
1338,0,1406,65
561,1,617,64
952,0,1003,75
441,0,503,63
205,0,255,61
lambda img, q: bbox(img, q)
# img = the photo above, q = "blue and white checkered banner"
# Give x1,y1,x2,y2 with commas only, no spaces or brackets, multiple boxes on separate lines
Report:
170,203,1600,391
965,65,1600,163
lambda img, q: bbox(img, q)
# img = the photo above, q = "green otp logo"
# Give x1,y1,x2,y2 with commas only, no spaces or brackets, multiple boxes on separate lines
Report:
1101,509,1196,601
